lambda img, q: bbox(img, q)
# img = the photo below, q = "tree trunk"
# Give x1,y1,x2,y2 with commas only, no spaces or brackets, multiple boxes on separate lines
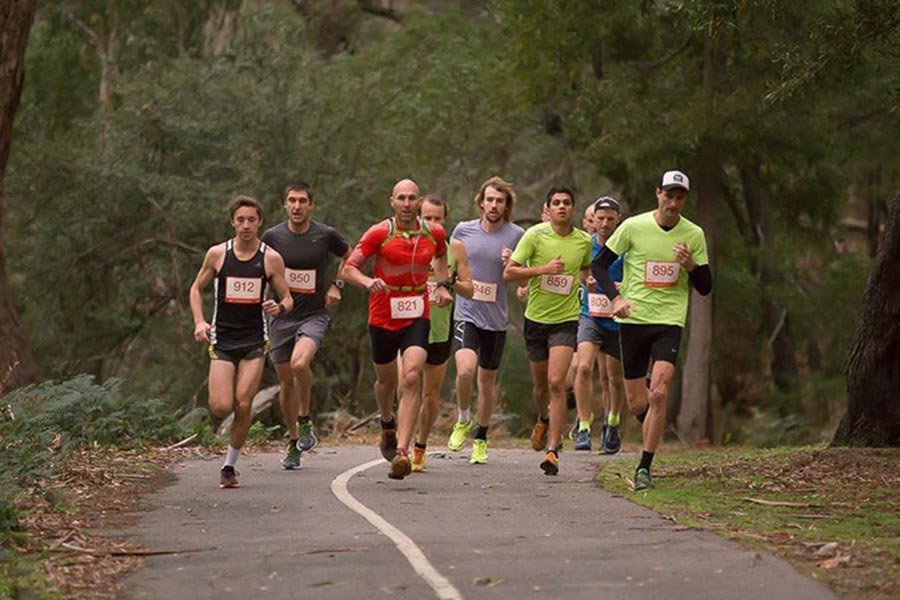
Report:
832,193,900,447
0,0,40,393
678,140,718,442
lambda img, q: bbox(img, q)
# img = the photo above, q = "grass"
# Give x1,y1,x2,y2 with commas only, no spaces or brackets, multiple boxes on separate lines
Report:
598,446,900,599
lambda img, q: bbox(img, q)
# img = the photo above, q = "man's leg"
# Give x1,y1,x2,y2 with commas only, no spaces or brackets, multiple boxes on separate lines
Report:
291,337,320,450
449,348,478,450
529,359,550,451
231,356,266,451
386,345,426,479
373,358,399,460
601,354,626,454
207,359,236,421
573,340,598,450
417,360,449,447
540,344,575,475
643,360,675,454
274,358,303,470
470,366,498,464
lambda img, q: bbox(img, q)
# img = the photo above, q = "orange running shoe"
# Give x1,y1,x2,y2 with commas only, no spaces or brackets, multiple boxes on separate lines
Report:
389,449,412,480
540,450,559,476
411,447,427,473
530,419,549,451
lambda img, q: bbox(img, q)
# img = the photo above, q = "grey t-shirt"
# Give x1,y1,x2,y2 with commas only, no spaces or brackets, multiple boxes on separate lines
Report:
261,220,349,324
452,219,525,331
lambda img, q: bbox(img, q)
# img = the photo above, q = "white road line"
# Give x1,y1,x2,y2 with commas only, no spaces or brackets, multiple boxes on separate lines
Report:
331,458,464,600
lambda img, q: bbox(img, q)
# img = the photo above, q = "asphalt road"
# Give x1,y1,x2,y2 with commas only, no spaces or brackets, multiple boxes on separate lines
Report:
119,445,836,599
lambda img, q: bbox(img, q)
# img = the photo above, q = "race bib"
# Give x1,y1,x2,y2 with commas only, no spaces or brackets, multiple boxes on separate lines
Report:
390,295,425,319
644,261,680,288
285,268,316,294
225,276,262,304
540,274,574,296
472,280,498,303
427,282,439,304
588,293,614,318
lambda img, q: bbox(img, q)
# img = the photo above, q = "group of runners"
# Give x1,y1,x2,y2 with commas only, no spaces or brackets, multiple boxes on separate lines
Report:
189,170,711,492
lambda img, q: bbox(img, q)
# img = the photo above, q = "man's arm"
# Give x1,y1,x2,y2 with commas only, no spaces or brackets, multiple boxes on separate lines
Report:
430,252,453,307
326,248,352,307
189,245,222,343
450,239,474,299
590,246,621,299
264,250,294,315
503,257,563,282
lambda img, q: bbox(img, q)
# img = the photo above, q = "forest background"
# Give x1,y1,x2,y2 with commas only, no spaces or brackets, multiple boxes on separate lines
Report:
3,0,899,450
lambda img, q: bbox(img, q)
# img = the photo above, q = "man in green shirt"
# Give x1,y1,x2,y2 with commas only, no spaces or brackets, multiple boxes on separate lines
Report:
591,170,712,491
504,186,592,475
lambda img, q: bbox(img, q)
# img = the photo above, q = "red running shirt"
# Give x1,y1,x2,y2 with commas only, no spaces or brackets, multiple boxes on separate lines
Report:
346,219,447,330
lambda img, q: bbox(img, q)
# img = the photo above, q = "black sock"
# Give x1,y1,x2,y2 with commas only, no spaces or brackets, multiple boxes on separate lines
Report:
635,406,649,423
289,438,299,445
474,425,488,440
298,415,310,424
540,415,550,423
638,451,654,472
381,418,396,430
414,441,426,450
547,447,559,457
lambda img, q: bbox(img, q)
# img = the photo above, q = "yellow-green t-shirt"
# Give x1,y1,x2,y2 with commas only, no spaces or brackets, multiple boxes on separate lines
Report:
604,211,709,327
510,222,592,324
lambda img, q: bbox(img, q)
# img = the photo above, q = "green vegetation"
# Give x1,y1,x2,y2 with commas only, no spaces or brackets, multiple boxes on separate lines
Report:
1,375,186,597
599,447,900,599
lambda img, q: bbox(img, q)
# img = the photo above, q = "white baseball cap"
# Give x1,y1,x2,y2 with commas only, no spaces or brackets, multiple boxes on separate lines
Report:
660,170,690,192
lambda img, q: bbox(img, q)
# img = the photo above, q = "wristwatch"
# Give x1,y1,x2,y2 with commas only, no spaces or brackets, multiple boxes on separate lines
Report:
332,280,345,290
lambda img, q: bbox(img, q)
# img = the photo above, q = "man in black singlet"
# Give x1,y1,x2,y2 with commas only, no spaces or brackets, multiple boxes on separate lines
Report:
189,196,293,489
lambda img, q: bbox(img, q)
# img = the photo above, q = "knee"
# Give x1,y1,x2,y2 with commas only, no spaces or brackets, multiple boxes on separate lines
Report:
291,356,310,376
574,362,593,382
607,369,623,387
456,366,475,384
648,386,667,407
401,371,421,390
209,402,230,420
548,376,567,396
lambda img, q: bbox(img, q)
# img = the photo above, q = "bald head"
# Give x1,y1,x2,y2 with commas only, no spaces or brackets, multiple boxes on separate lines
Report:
392,179,419,198
582,204,596,233
389,178,422,228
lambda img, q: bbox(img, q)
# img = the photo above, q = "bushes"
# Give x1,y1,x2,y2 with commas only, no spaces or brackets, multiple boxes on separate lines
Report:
1,375,186,538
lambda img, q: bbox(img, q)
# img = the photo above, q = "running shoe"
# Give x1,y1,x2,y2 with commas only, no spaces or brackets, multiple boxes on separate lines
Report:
281,440,301,470
448,420,472,452
388,450,412,480
219,466,240,488
470,439,488,465
574,428,591,451
296,419,318,452
540,451,559,476
380,427,398,461
530,419,549,451
599,423,609,451
412,447,427,473
634,467,653,491
602,425,621,455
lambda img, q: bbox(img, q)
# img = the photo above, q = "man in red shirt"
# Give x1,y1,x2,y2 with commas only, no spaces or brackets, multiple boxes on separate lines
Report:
342,179,453,479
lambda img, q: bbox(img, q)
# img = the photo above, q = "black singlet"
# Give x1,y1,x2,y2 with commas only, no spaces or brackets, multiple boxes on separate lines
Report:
210,239,269,350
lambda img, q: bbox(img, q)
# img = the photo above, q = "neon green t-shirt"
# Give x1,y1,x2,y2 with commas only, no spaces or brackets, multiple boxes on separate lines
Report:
428,242,455,344
510,222,592,324
605,211,709,327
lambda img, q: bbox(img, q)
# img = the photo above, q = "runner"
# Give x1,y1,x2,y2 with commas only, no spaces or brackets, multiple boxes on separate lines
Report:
504,186,592,475
189,196,293,488
407,195,473,473
342,179,453,480
261,180,351,470
446,176,524,465
592,171,712,490
573,196,626,453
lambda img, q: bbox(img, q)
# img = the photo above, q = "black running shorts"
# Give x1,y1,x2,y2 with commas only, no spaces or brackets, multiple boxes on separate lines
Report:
618,323,682,380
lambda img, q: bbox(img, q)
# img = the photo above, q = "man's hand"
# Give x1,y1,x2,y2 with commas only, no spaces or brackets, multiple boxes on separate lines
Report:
612,295,633,319
262,299,282,316
193,321,211,343
367,277,388,293
673,242,696,272
325,284,342,307
543,255,565,275
516,284,529,303
433,286,452,307
501,246,512,266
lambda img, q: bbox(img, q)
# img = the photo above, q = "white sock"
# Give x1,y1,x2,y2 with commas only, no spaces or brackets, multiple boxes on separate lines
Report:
458,408,471,423
223,445,241,468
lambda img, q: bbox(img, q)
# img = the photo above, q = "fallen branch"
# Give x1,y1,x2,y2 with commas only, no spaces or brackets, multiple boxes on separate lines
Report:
743,497,813,508
57,542,215,557
348,411,380,432
163,433,198,451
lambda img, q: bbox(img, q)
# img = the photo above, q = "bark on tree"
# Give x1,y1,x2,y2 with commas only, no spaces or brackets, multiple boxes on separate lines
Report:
832,193,900,447
0,0,40,392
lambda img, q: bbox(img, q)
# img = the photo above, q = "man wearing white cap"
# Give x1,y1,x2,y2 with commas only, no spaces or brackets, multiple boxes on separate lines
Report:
591,170,712,491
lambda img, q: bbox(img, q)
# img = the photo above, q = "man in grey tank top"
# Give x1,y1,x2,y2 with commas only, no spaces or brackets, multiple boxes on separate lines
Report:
447,176,525,464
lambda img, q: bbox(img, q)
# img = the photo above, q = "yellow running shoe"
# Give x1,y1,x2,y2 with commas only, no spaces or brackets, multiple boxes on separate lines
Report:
530,419,549,451
448,420,472,451
469,439,488,465
412,447,427,472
